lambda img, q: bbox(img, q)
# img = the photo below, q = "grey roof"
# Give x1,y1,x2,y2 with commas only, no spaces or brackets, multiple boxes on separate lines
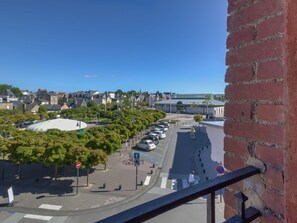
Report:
44,104,62,111
12,101,24,108
155,99,224,106
3,89,16,98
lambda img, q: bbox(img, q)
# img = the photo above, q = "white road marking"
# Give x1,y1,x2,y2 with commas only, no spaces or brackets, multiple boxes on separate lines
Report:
144,176,151,185
161,177,167,188
24,214,53,221
39,204,62,210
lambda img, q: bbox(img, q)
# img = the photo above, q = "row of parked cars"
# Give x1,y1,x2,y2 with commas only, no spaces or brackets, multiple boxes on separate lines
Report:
136,122,170,151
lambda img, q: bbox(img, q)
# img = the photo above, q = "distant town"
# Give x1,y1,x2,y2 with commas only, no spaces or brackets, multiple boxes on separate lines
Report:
0,84,225,119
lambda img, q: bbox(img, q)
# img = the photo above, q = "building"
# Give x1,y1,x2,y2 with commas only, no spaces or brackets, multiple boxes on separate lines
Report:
201,121,224,166
154,98,225,118
0,102,13,110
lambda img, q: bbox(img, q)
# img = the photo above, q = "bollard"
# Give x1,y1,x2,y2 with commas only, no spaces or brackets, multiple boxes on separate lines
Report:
206,176,209,180
203,169,206,174
140,180,143,186
119,184,122,190
150,170,153,174
201,163,203,167
103,183,106,188
152,164,155,168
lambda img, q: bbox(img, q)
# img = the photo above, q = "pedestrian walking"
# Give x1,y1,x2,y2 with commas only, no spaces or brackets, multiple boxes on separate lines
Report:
125,140,128,150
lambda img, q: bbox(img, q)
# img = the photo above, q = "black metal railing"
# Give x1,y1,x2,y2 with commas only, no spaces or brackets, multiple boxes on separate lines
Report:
97,166,261,223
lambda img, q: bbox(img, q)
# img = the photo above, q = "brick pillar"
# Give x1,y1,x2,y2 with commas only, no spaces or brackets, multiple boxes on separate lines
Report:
224,0,297,222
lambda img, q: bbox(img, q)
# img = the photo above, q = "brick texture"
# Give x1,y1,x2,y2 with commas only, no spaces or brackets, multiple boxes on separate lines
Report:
225,65,254,83
224,136,250,157
255,144,284,167
255,104,285,123
226,38,284,65
228,0,285,32
224,121,285,145
225,0,289,221
257,59,285,80
225,82,284,101
224,103,252,121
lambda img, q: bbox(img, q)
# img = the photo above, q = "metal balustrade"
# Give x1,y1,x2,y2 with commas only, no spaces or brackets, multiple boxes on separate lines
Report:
97,166,261,223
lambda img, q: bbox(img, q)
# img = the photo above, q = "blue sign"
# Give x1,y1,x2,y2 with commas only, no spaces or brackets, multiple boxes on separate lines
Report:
134,152,140,160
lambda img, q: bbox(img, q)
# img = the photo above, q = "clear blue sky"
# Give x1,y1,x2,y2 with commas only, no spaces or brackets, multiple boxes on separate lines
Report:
0,0,228,94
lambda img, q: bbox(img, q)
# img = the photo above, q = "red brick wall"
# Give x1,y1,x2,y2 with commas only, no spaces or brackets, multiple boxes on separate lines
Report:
224,0,291,222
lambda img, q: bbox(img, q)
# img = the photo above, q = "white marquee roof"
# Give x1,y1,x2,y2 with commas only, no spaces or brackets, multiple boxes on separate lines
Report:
27,118,87,132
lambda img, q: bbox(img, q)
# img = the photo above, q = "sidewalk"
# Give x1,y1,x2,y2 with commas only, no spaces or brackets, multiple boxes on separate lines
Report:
0,144,158,216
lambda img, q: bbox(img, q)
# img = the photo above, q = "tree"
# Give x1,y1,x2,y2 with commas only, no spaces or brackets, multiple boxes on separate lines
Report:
203,94,213,117
43,141,67,180
87,100,97,108
190,102,199,114
84,149,108,186
194,114,204,123
176,101,184,113
0,84,22,98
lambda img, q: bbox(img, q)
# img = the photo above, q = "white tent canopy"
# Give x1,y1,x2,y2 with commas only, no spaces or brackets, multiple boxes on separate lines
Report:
26,118,87,132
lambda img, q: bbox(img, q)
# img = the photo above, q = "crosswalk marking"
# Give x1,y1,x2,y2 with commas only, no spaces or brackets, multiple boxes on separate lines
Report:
158,176,200,191
144,176,151,185
24,214,53,221
161,177,167,188
39,204,62,210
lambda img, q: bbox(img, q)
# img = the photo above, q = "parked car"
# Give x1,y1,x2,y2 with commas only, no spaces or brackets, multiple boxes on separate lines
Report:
152,130,166,139
152,127,163,131
136,140,156,151
159,122,170,127
142,136,159,145
156,125,168,132
148,132,160,139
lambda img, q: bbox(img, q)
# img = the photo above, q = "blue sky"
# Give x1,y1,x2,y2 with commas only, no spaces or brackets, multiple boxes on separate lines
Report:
0,0,228,94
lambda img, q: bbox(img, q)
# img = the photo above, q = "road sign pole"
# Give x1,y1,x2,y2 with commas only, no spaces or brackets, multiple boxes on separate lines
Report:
135,165,138,190
76,168,79,196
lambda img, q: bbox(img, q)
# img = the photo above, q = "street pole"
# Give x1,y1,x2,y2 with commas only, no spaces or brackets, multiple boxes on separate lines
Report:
135,165,138,190
169,92,171,115
76,168,79,196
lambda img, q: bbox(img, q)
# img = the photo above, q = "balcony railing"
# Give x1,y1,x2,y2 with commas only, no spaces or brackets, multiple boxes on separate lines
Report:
97,166,261,223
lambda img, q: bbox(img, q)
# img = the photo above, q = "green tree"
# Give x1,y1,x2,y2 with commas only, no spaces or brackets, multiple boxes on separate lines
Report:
84,149,108,186
203,94,213,117
190,102,199,114
43,141,67,180
176,101,184,113
194,114,204,123
87,100,97,108
0,84,22,98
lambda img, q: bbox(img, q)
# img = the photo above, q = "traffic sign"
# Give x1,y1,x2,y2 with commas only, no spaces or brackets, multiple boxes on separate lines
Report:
216,165,225,174
134,153,140,167
134,152,140,161
76,161,81,169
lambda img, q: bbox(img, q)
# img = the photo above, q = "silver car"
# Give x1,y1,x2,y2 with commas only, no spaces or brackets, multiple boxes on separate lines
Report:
152,130,166,139
137,140,156,151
